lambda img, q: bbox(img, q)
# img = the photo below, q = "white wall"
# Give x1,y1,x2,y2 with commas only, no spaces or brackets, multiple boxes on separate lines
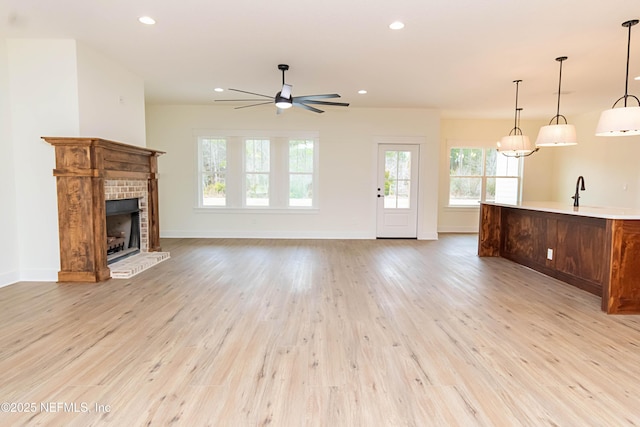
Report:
438,117,554,232
0,40,19,287
551,110,640,208
76,42,146,146
3,38,147,285
146,105,440,239
7,39,80,282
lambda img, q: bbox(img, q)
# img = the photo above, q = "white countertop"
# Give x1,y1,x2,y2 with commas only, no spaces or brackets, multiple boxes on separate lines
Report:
481,201,640,220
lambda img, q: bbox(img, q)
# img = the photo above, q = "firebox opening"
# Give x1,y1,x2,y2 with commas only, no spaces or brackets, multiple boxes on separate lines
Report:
106,198,141,264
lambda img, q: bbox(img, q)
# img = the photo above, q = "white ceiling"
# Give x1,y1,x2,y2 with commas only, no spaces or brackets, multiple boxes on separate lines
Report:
2,0,640,119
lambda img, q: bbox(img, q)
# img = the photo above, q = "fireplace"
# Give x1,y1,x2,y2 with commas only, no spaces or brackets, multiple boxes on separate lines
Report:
43,137,164,282
106,198,141,264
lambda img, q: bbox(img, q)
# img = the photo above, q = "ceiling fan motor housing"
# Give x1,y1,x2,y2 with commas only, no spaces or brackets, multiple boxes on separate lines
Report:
275,91,293,109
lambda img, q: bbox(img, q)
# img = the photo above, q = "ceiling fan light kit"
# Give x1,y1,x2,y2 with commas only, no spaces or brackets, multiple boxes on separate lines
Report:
216,64,349,114
596,19,640,136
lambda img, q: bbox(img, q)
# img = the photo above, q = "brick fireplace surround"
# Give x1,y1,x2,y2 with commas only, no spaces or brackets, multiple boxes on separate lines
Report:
43,137,165,282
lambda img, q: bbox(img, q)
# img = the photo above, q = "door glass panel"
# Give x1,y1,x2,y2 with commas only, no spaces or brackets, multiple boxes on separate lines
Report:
384,150,411,209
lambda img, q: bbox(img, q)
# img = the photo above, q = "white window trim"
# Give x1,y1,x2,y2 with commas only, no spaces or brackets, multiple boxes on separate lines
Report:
194,130,319,212
446,140,523,208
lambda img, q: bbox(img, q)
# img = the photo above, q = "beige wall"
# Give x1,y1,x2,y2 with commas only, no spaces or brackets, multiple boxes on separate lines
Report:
550,110,640,208
146,105,441,239
438,117,554,232
438,111,640,235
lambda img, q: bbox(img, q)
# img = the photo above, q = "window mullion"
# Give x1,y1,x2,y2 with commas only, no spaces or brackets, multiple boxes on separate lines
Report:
228,136,242,208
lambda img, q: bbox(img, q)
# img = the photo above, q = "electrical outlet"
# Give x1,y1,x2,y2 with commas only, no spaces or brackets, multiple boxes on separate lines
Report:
547,248,553,260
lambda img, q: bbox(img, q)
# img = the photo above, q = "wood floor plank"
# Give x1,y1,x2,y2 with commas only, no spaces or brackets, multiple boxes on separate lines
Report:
2,235,640,426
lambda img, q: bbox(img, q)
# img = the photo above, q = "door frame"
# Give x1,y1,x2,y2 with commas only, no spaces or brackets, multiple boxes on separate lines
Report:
372,136,427,239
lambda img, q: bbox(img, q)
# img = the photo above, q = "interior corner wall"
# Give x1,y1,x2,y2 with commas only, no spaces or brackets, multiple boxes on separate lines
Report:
76,42,146,146
550,110,640,208
145,105,440,239
0,40,19,287
438,117,552,233
7,38,81,281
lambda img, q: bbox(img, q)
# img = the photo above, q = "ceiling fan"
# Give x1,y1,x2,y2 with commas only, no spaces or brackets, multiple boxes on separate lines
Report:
216,64,349,114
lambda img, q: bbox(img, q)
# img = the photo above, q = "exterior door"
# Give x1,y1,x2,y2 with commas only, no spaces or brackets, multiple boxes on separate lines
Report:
376,144,419,238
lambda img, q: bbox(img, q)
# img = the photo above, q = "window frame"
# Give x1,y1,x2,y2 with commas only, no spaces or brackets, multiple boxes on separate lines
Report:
195,130,319,212
447,140,523,208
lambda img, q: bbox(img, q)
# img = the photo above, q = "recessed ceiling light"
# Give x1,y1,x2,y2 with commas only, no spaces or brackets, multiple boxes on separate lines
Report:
358,90,367,94
635,75,640,80
214,88,224,92
138,16,156,25
389,21,405,30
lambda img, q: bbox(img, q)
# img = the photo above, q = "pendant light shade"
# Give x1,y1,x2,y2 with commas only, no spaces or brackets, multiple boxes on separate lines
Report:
498,133,534,154
536,56,578,146
497,80,538,157
536,124,578,146
596,19,640,136
596,106,640,135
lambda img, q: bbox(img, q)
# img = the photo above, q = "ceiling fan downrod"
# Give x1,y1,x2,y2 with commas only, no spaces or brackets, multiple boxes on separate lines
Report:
278,64,289,85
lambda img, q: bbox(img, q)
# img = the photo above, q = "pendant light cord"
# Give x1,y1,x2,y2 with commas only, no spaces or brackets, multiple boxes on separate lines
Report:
556,59,563,123
512,80,522,135
624,21,632,106
612,19,639,108
549,56,569,125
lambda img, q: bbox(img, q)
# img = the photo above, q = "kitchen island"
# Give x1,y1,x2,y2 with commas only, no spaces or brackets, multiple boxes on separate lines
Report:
478,201,640,314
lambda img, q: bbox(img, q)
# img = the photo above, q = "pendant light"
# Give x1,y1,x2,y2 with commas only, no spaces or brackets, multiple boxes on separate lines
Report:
497,80,538,157
596,19,640,136
536,56,578,146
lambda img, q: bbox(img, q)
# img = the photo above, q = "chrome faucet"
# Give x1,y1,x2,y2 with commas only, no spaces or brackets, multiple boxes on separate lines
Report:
572,176,585,207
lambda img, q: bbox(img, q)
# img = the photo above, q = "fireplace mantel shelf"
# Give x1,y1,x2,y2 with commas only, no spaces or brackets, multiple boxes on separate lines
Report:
43,137,165,283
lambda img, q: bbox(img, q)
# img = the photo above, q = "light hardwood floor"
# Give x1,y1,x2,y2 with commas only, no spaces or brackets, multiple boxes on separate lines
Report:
1,234,640,426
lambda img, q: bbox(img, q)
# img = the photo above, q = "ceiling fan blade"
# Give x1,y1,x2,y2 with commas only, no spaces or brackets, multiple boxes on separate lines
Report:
216,99,271,102
281,84,292,99
293,102,324,114
234,102,273,109
228,88,273,99
301,100,350,107
294,94,341,101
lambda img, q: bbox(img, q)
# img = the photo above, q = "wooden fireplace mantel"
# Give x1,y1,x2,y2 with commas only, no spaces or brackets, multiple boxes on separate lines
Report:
43,137,165,282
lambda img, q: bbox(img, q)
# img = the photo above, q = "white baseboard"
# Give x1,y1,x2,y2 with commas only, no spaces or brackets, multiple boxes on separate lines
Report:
418,232,439,240
19,269,58,282
161,230,374,239
0,270,20,289
437,226,479,233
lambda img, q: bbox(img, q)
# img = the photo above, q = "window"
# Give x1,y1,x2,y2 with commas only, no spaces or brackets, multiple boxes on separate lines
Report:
289,140,314,207
197,131,318,210
449,146,522,206
245,139,270,206
199,138,227,206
